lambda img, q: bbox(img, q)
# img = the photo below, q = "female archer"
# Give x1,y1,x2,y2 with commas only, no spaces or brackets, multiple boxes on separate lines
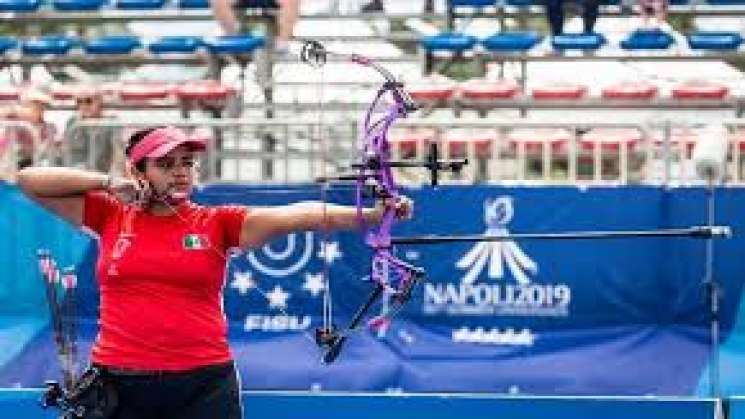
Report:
16,125,412,419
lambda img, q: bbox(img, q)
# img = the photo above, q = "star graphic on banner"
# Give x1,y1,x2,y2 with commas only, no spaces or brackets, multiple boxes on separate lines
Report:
317,241,342,265
266,285,290,310
303,272,326,298
230,271,256,296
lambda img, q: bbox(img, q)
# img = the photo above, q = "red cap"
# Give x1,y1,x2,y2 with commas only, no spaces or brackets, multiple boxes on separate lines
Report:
128,126,206,164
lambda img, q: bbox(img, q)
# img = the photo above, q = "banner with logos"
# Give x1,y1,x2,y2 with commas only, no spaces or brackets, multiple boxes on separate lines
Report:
2,183,745,396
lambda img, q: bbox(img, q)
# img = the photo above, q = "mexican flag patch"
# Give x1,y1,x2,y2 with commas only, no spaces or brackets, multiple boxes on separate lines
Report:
183,234,208,250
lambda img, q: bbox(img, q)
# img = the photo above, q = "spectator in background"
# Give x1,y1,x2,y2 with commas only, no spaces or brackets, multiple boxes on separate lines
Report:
638,0,668,28
544,0,599,36
0,89,58,169
360,0,384,12
210,0,300,54
64,88,123,175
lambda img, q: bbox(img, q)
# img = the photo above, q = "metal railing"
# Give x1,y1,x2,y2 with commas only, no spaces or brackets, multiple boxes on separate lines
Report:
57,118,745,186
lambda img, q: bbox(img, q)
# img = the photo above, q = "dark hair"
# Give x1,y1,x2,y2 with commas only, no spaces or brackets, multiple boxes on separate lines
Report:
125,126,163,172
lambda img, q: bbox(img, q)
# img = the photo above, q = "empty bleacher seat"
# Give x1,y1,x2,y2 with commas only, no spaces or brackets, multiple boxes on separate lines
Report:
445,128,494,159
118,82,171,102
705,0,745,5
84,36,141,55
451,0,495,5
0,0,40,12
0,86,22,101
0,37,17,54
508,129,569,153
654,129,697,157
421,32,477,52
481,31,542,52
461,79,521,100
506,128,569,181
580,128,642,182
552,33,606,51
620,29,675,50
687,31,743,50
174,80,235,101
408,77,457,106
672,81,729,99
148,36,203,54
580,129,641,152
51,84,82,101
52,0,105,11
602,81,658,100
389,128,434,159
532,82,587,100
505,0,540,6
204,35,265,54
115,0,164,9
177,0,208,7
21,36,79,55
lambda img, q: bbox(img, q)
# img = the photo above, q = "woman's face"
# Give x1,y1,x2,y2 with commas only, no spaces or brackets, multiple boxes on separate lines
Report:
139,145,199,201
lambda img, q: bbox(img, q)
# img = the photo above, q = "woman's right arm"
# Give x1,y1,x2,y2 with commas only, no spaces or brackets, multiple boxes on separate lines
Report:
15,166,110,226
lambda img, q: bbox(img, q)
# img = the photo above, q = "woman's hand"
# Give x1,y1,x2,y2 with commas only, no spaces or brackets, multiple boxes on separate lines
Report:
106,176,145,204
374,195,414,221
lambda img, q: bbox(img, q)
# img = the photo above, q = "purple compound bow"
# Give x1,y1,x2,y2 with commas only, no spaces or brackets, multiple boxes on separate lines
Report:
300,40,468,363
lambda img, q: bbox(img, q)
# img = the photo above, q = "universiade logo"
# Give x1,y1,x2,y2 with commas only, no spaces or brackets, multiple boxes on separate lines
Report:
456,196,538,285
422,196,571,317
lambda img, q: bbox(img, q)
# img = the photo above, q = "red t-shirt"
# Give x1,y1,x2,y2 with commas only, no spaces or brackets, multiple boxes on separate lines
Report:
83,191,247,371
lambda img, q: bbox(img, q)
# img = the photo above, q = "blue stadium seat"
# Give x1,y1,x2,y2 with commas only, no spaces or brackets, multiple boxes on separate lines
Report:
505,0,539,6
0,37,16,53
669,0,689,4
0,0,40,12
53,0,105,10
450,0,495,5
115,0,164,9
552,33,606,50
204,35,265,54
705,0,745,4
177,0,208,8
620,29,674,50
421,33,477,52
83,36,142,54
148,36,203,54
21,36,79,55
687,31,742,50
481,31,542,51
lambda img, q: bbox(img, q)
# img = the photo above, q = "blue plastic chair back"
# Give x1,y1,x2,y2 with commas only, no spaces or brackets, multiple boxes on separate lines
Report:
421,33,477,52
22,36,79,55
450,0,495,5
148,36,203,54
0,0,40,12
620,29,674,50
552,32,606,50
52,0,105,10
687,31,742,50
84,36,141,54
205,35,265,54
177,0,208,7
115,0,164,9
0,37,17,53
505,0,540,6
481,31,542,51
706,0,745,5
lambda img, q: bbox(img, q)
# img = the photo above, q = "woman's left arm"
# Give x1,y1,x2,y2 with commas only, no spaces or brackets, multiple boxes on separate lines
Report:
238,198,412,249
